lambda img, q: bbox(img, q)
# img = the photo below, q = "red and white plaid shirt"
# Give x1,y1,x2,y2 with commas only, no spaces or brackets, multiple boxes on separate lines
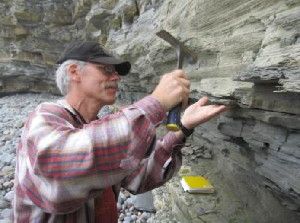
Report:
13,96,184,222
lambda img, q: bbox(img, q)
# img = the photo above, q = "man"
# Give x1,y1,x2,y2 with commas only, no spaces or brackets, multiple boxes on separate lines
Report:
13,41,226,222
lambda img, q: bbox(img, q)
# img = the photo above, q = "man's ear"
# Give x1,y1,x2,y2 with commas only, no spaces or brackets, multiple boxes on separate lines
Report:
68,64,81,82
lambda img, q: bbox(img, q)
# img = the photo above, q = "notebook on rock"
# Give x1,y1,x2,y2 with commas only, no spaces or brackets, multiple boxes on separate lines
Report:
180,175,214,194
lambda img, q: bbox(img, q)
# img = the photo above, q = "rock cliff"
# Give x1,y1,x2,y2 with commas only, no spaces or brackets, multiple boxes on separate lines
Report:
0,0,299,222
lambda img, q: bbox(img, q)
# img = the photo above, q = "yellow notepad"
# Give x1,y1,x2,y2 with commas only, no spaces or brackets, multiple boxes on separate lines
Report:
181,176,214,193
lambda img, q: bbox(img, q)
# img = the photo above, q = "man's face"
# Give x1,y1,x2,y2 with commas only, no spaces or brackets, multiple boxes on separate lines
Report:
77,63,121,105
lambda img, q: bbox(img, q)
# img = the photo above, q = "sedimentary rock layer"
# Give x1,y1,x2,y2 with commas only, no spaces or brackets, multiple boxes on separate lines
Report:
0,0,299,222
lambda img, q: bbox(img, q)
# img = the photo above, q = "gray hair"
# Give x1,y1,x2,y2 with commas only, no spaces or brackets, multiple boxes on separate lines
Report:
55,60,87,95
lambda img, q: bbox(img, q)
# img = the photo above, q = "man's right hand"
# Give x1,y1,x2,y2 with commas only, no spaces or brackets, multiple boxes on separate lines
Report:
151,69,190,111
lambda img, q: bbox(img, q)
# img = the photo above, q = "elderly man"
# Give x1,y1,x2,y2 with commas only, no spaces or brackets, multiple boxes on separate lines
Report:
13,41,226,222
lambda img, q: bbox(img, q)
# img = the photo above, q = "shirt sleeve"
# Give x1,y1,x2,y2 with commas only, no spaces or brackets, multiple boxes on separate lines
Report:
121,131,184,194
17,96,183,214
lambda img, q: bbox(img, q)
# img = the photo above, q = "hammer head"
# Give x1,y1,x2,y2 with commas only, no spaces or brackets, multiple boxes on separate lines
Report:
156,30,197,68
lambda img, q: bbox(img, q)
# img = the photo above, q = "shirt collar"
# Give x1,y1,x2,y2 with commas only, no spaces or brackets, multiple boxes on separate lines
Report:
57,99,77,115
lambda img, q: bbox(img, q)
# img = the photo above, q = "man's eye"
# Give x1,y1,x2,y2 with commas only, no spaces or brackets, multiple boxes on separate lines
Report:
105,67,115,73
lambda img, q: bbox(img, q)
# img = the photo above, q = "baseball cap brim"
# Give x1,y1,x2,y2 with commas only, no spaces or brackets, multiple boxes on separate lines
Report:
88,57,131,76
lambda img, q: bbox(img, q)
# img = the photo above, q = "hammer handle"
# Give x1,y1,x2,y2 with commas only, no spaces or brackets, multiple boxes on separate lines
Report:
166,104,181,131
166,47,183,131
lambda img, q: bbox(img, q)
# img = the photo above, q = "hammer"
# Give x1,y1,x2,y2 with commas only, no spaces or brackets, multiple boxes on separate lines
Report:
156,30,197,131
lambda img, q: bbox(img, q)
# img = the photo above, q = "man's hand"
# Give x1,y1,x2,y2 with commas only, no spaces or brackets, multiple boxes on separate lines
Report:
151,70,190,111
181,97,227,129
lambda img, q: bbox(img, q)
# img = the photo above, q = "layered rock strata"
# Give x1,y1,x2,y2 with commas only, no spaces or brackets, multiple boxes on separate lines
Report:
0,0,299,222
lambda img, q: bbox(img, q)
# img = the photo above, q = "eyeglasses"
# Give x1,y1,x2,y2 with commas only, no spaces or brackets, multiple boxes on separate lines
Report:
94,64,118,75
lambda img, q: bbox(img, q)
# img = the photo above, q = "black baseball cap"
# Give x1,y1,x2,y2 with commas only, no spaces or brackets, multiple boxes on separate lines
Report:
56,40,131,76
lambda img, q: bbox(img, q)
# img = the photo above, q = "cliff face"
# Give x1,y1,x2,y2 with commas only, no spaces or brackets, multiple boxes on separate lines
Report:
0,0,299,222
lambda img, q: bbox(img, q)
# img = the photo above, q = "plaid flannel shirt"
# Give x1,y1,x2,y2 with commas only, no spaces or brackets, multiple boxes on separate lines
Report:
13,96,184,222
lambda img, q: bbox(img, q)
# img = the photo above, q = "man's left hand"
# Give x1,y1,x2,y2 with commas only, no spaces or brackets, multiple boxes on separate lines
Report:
181,97,227,129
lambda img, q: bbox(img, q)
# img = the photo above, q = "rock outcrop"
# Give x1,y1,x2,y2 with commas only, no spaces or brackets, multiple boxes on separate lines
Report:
0,0,299,222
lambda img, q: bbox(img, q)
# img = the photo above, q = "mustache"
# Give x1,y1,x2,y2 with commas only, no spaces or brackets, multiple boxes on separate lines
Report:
105,82,118,89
